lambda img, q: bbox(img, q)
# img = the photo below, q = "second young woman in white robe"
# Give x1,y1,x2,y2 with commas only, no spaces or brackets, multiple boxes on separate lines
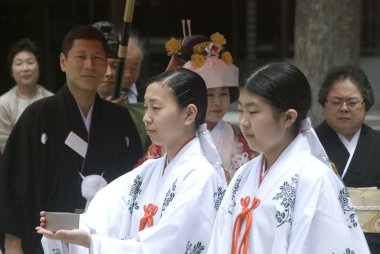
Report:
207,62,370,254
208,131,369,254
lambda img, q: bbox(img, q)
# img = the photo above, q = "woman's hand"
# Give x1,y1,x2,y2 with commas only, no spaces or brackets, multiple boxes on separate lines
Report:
35,227,91,248
39,211,47,228
36,211,91,248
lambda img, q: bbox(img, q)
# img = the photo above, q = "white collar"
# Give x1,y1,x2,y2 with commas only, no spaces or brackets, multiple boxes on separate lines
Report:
337,128,361,155
129,83,138,96
77,103,94,133
337,128,361,178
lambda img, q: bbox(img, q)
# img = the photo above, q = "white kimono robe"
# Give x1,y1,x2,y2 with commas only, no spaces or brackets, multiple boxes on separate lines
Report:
43,138,226,254
207,133,370,254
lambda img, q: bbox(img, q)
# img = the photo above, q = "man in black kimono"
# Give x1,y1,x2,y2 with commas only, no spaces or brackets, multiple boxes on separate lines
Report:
315,65,380,253
0,25,142,253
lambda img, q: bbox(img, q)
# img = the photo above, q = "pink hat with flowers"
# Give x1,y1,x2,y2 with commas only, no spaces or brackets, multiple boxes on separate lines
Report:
165,22,239,102
182,32,239,91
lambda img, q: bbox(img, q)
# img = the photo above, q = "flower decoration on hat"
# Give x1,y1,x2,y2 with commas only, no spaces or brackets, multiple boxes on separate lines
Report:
210,32,226,45
182,30,239,93
165,37,182,56
190,32,233,68
221,51,233,65
191,54,206,68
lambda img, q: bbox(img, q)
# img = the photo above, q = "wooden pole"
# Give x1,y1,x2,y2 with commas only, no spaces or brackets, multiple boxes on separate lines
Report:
112,0,135,99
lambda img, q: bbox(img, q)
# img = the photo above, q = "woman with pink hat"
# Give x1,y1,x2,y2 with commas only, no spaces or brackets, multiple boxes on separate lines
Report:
182,32,257,181
136,27,256,182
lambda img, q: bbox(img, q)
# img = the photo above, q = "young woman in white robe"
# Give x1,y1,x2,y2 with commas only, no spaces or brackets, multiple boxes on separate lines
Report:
207,63,370,254
36,68,227,254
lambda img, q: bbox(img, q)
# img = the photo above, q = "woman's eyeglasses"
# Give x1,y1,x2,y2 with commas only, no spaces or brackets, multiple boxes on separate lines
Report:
326,99,364,109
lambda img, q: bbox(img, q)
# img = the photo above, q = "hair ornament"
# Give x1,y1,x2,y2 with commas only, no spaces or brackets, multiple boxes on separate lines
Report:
165,37,182,56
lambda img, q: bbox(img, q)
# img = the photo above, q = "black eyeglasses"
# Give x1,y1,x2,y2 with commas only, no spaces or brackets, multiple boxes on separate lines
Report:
326,99,364,109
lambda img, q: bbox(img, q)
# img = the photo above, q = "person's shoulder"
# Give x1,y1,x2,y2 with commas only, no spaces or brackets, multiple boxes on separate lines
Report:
15,94,55,117
105,158,159,190
297,154,338,183
237,156,260,172
374,129,380,140
100,98,129,114
295,155,347,198
8,95,57,129
36,84,54,96
98,98,135,123
228,155,261,185
358,124,380,151
314,120,329,133
190,155,216,174
27,94,56,110
180,157,227,201
136,80,146,88
179,151,222,185
0,86,17,103
10,97,54,128
362,123,380,138
314,121,339,144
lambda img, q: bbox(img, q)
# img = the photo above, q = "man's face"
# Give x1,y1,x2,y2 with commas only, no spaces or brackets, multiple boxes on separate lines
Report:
60,39,107,94
122,40,142,89
97,58,118,98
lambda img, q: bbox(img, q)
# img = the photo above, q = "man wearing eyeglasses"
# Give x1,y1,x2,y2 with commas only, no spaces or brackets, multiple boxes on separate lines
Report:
315,65,380,253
